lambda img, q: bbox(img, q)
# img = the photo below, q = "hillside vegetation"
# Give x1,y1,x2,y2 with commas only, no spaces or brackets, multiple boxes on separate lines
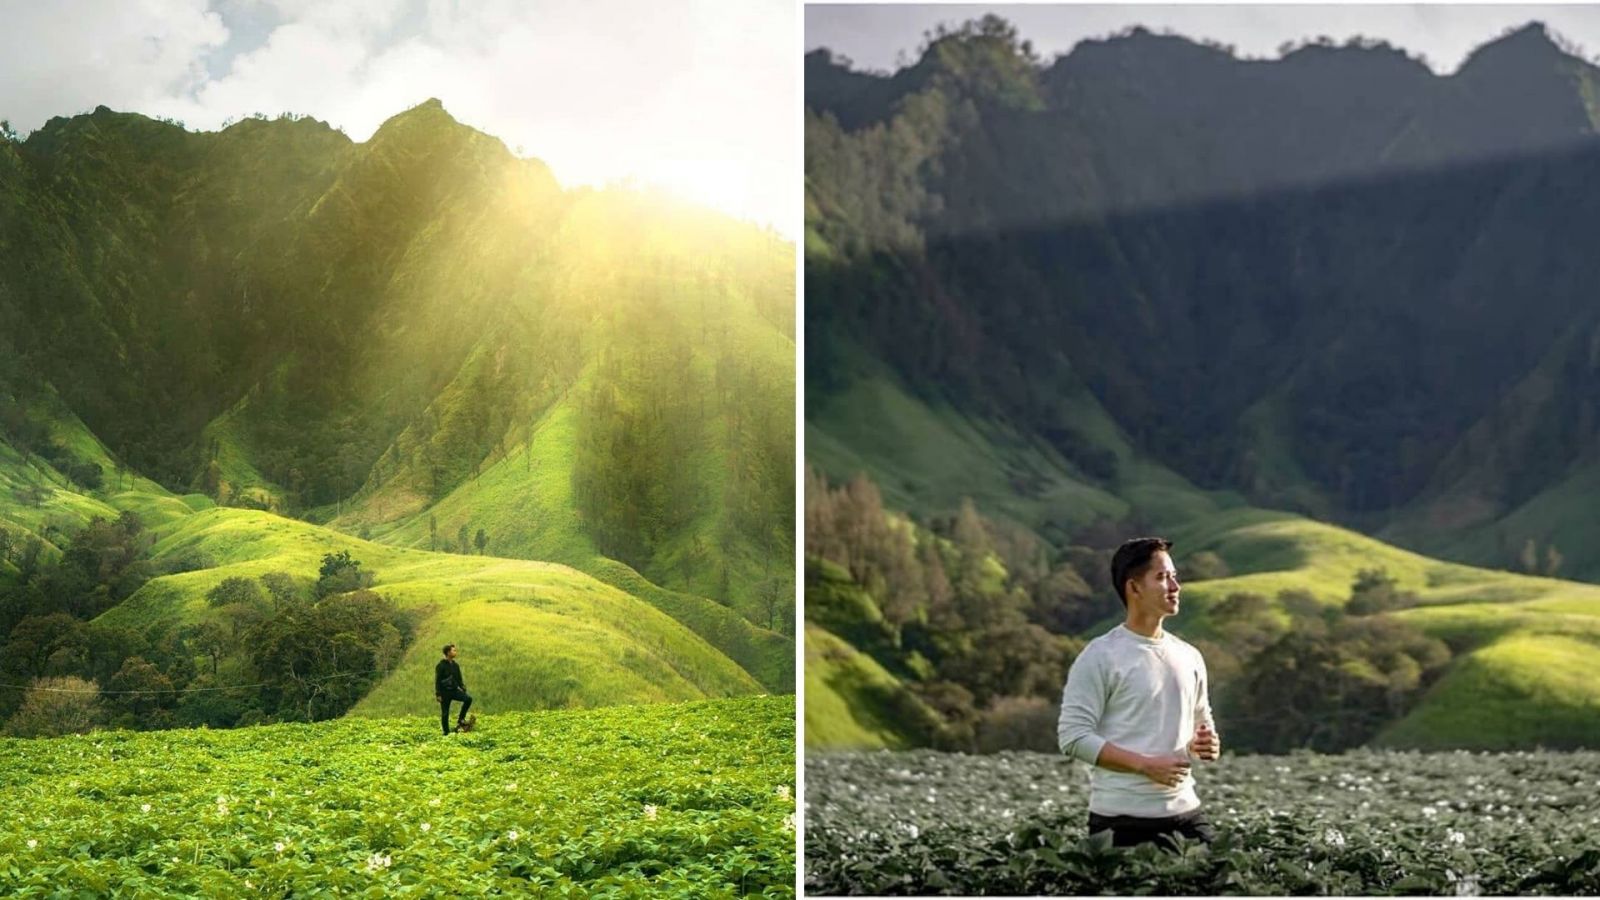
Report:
807,17,1600,579
803,15,1600,754
806,378,1600,752
0,99,793,737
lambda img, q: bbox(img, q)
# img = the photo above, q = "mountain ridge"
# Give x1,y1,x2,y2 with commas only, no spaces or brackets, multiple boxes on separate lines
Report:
0,98,793,733
804,16,1600,752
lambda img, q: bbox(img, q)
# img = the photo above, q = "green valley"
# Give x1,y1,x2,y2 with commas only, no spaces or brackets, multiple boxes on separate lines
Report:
0,99,793,737
803,17,1600,756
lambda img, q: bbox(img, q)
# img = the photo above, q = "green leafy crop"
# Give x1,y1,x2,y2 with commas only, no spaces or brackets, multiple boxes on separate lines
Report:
807,747,1600,895
0,695,795,897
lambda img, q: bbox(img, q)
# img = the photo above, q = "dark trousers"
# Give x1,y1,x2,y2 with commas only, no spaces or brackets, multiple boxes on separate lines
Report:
1088,808,1215,851
439,690,472,735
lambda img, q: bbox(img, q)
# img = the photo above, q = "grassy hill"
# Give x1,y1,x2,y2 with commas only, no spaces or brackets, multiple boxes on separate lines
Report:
805,365,1600,751
0,391,781,724
805,624,934,750
0,101,794,730
0,695,795,896
327,374,794,694
0,385,201,561
806,357,1243,548
99,506,764,713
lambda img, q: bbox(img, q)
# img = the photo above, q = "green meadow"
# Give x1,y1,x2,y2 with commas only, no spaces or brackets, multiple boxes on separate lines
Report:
83,503,765,717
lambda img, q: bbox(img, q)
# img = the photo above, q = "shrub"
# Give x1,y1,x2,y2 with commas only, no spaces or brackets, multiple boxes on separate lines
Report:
4,676,103,737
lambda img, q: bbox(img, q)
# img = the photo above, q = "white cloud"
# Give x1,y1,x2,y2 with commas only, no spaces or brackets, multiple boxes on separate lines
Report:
0,0,227,130
2,0,797,234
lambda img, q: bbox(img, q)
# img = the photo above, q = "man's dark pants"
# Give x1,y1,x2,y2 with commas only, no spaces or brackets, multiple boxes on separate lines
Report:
1087,808,1216,851
439,690,472,735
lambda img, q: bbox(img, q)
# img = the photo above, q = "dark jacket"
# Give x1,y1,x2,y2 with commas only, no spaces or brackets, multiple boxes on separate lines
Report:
435,658,465,695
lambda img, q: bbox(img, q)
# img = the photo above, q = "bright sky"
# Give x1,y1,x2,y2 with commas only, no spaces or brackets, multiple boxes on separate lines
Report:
0,0,797,237
806,4,1600,76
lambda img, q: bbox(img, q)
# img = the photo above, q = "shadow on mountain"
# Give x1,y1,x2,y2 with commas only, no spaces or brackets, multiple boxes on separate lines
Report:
809,135,1600,575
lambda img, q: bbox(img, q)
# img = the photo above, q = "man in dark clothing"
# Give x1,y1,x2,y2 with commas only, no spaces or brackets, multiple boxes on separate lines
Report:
434,643,472,735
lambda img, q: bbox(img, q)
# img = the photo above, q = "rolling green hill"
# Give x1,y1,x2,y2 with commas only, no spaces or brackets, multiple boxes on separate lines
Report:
0,98,793,736
804,16,1600,753
805,364,1600,751
0,439,770,726
100,507,761,708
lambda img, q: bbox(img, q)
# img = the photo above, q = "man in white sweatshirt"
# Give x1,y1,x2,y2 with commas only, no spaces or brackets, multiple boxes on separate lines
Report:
1057,536,1221,849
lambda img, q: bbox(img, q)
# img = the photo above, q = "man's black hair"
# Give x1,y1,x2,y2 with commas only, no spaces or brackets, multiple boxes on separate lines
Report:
442,643,455,656
1110,537,1173,607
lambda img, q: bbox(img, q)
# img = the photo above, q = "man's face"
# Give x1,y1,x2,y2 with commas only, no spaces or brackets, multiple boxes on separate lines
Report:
1127,550,1181,618
447,646,457,660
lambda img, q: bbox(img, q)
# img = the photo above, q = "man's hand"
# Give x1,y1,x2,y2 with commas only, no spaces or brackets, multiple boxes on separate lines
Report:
1188,722,1221,762
1140,751,1192,788
435,694,441,703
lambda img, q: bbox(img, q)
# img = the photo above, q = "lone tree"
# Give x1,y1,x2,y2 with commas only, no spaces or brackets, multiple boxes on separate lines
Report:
206,576,264,609
315,550,371,598
474,528,488,555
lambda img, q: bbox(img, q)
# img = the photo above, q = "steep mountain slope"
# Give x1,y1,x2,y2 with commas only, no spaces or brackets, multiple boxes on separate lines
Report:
807,19,1600,579
805,17,1600,751
0,98,793,727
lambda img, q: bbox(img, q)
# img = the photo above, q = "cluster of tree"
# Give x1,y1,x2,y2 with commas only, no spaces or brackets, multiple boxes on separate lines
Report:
572,272,795,629
1201,577,1452,753
0,524,411,736
572,284,707,568
805,467,1083,751
1344,567,1420,616
0,512,152,624
805,463,1457,754
1512,536,1564,577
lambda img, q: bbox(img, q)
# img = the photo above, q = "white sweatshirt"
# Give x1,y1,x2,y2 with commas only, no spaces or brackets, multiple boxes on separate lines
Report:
1057,623,1214,817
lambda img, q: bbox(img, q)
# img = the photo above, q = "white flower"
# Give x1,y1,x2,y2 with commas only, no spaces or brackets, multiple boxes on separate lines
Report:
907,823,919,840
26,839,37,850
505,783,518,792
1323,828,1346,848
644,804,658,820
365,852,393,872
420,823,431,833
1448,830,1466,845
776,785,790,801
507,830,518,842
429,798,441,807
1422,806,1439,818
141,804,151,813
783,813,795,832
274,842,285,854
